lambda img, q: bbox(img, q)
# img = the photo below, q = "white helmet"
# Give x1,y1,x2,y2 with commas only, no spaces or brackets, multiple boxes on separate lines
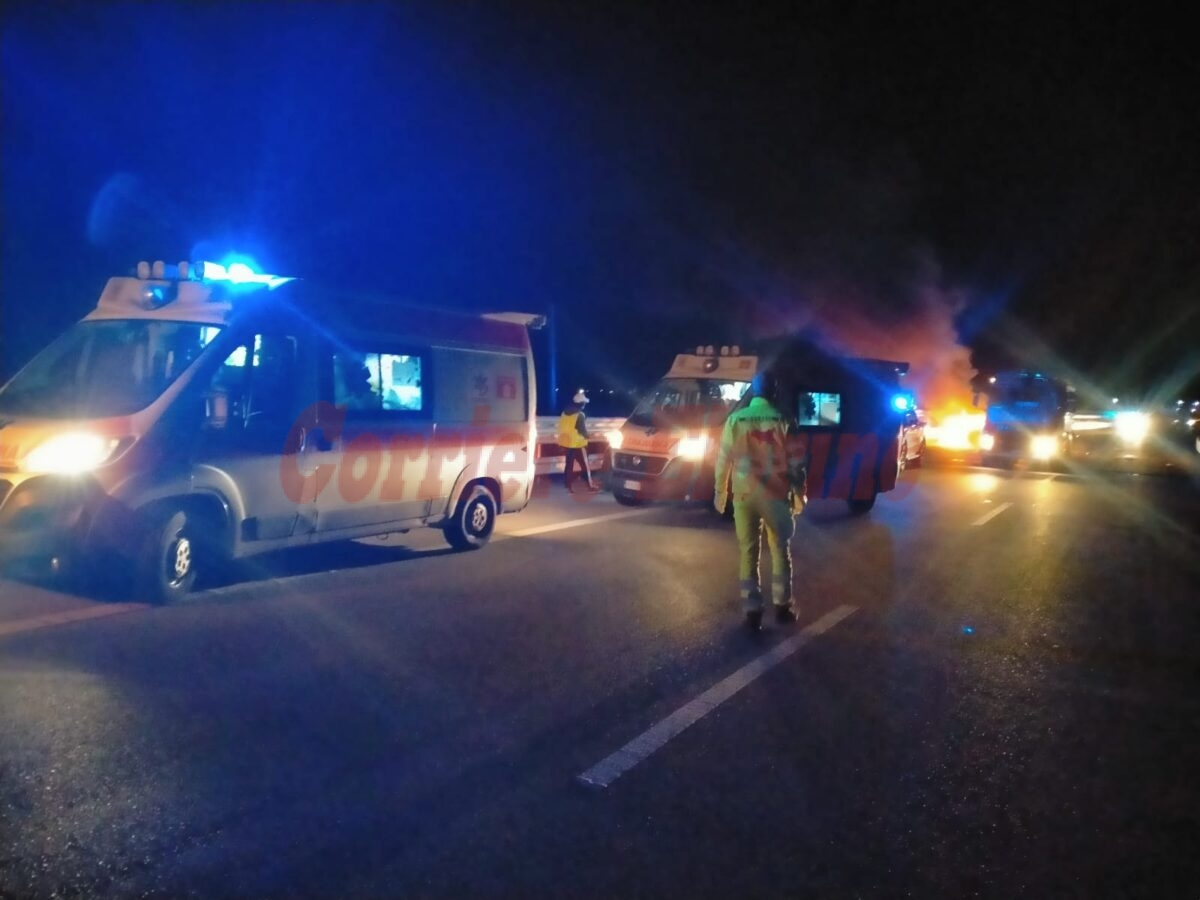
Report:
573,389,589,405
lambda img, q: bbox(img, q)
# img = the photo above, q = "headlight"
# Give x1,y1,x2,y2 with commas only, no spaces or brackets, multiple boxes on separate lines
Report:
1030,435,1058,459
676,436,708,460
979,432,996,451
605,428,624,451
1114,411,1149,445
24,433,124,474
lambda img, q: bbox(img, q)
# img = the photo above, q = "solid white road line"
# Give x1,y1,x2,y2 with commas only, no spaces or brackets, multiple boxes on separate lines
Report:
577,604,859,789
0,603,145,639
503,508,652,538
971,501,1013,527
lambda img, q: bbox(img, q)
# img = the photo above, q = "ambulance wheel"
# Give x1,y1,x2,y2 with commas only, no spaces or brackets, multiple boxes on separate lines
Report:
137,507,198,604
445,484,496,550
847,494,876,515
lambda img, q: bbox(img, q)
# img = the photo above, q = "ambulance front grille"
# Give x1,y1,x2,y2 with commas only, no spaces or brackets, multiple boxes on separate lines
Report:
613,453,668,476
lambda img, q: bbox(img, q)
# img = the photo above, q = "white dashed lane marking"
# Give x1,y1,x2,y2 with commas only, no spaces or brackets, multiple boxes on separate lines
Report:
577,604,859,789
971,501,1013,527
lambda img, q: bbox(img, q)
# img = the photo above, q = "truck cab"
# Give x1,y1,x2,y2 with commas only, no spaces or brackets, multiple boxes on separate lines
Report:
979,370,1076,466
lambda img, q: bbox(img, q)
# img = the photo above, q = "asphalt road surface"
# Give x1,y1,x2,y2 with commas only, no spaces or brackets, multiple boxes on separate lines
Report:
2,454,1199,899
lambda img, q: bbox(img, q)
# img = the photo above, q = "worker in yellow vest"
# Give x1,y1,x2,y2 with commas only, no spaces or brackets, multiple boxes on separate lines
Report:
558,389,600,493
713,369,802,630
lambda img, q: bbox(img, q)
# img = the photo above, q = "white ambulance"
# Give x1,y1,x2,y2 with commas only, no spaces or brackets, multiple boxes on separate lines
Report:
609,340,912,514
609,345,757,505
0,260,540,603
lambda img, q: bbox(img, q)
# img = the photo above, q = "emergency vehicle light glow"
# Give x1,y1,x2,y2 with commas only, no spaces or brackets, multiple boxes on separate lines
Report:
891,393,912,412
198,260,294,289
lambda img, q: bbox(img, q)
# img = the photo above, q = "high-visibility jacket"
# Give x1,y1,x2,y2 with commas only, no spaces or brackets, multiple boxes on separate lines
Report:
714,396,795,502
557,408,589,448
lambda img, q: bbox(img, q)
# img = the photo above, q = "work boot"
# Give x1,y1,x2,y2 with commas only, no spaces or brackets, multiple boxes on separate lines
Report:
745,609,763,632
774,605,797,624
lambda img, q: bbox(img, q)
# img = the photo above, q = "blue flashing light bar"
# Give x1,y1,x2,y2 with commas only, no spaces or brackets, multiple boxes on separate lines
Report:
198,260,294,289
134,258,295,290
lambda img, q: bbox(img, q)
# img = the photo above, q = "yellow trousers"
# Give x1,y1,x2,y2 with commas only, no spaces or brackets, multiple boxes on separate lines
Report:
733,495,795,611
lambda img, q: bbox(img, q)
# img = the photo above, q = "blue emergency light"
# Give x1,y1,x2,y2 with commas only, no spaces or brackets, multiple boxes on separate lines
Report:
891,393,912,412
198,260,294,289
135,258,294,289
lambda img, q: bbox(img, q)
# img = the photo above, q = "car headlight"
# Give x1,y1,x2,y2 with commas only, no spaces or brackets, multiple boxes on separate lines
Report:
606,428,624,451
24,433,125,474
676,436,708,460
1030,435,1058,459
979,432,996,451
1113,411,1149,444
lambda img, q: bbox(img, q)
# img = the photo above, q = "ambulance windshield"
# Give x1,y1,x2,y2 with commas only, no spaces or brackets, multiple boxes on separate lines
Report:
628,378,749,428
0,320,221,419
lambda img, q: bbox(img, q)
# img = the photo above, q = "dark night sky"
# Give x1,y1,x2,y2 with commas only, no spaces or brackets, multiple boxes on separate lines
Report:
2,2,1198,409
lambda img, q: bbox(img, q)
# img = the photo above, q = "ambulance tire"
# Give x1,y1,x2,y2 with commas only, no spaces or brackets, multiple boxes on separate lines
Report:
445,484,497,551
847,494,877,516
137,506,198,605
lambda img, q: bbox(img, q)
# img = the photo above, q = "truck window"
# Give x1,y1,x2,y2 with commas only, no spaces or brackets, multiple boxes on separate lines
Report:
797,391,841,427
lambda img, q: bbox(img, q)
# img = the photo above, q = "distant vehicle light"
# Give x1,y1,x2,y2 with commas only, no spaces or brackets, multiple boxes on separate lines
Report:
1114,411,1149,444
606,428,624,450
979,432,996,451
1030,435,1058,459
676,436,708,460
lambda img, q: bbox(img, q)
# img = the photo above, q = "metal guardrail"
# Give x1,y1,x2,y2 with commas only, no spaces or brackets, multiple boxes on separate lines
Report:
534,416,626,476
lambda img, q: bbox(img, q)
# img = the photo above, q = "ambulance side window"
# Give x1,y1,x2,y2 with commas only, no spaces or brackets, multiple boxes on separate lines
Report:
331,347,427,416
203,330,300,434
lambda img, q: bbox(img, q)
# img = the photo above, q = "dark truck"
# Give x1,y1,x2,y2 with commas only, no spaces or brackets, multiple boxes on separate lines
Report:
978,370,1076,466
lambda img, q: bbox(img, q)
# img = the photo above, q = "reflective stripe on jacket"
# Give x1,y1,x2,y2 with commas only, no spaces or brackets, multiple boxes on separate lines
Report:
714,396,793,502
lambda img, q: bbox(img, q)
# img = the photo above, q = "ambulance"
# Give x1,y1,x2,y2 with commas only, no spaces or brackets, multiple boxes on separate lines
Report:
0,259,540,603
609,338,912,514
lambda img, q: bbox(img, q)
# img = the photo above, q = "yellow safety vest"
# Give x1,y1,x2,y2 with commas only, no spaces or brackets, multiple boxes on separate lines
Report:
557,411,588,448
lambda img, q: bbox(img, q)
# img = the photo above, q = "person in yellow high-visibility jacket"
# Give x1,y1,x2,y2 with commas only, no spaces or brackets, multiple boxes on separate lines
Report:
557,389,600,493
713,370,802,630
